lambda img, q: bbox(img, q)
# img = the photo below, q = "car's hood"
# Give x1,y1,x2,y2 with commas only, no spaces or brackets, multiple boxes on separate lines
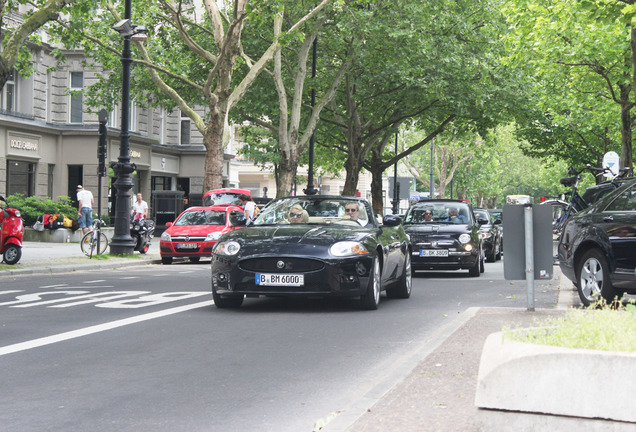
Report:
166,224,227,236
220,225,370,254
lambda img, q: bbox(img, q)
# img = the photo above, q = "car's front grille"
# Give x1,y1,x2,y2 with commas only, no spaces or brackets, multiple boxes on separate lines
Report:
240,257,325,273
170,236,207,241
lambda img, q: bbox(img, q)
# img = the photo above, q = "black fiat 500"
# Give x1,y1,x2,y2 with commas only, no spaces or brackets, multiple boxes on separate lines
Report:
211,196,411,310
559,178,636,306
403,200,484,277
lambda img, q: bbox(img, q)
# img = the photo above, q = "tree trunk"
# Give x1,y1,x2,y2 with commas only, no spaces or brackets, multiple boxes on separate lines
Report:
202,111,225,191
342,156,363,196
368,149,386,216
619,83,634,170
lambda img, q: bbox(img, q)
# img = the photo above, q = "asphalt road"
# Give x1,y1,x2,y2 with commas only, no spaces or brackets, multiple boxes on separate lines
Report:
0,259,559,432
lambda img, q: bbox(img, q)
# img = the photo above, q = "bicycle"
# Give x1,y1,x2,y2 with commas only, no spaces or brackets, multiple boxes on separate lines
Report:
80,218,108,258
541,165,631,238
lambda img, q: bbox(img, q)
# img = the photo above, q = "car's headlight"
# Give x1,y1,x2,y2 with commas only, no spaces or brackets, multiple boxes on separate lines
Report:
214,241,241,256
458,233,471,244
330,241,369,257
206,232,222,241
161,232,171,241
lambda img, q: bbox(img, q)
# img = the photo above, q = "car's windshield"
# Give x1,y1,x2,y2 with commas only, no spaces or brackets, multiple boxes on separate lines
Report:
202,193,242,206
404,202,472,224
252,197,371,227
174,210,226,226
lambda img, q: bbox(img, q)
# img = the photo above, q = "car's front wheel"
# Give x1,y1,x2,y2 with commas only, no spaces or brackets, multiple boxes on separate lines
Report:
576,249,620,306
468,255,480,277
386,252,411,299
356,257,381,310
212,289,244,308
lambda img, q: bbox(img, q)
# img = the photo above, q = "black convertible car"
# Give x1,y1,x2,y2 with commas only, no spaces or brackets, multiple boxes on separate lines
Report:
210,196,411,310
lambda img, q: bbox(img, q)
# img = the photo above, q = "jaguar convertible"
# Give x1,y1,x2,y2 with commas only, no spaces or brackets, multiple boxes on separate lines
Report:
210,196,411,310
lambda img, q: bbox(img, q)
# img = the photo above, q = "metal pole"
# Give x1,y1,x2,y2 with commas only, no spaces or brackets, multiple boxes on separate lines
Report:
524,204,535,311
109,0,135,255
304,36,318,196
392,133,399,214
429,139,434,198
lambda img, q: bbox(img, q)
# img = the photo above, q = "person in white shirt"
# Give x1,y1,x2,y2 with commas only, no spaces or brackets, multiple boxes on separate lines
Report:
132,193,149,221
76,185,94,234
238,194,256,225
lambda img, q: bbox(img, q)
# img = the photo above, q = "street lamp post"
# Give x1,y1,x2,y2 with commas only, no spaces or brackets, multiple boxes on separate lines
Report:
109,0,146,255
304,36,318,196
392,133,399,214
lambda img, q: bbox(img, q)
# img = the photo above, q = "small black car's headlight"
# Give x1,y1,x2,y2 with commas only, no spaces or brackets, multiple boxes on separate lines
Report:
330,241,369,257
459,234,471,244
214,240,241,256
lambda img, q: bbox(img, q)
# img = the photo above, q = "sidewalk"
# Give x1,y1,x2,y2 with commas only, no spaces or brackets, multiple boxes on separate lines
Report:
0,239,162,276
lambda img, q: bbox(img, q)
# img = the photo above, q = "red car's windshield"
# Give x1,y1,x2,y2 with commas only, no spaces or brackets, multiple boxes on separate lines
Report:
175,210,226,226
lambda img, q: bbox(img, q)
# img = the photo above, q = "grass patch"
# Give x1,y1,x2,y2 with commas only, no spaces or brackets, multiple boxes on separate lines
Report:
504,303,636,352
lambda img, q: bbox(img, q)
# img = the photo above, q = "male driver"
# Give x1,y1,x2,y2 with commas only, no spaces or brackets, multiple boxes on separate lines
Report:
344,202,362,224
76,185,94,234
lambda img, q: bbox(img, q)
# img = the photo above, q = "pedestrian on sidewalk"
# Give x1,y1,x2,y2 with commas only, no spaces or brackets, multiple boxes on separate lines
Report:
76,185,94,234
132,193,149,221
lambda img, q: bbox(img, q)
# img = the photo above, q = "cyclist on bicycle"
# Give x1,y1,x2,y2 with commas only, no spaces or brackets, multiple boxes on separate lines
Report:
76,185,94,235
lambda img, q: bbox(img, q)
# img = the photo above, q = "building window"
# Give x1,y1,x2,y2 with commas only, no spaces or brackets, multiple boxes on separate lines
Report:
1,70,16,112
152,176,172,191
108,106,118,127
48,164,55,198
180,111,190,145
130,99,137,131
69,72,83,123
7,160,34,196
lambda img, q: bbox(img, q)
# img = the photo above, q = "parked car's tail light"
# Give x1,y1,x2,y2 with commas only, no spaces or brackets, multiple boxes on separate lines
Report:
214,241,241,256
161,232,171,241
330,241,369,257
206,232,222,241
458,234,471,244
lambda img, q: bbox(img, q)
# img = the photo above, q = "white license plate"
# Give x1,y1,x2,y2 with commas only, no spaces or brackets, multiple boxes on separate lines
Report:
420,249,449,257
177,243,198,249
256,273,304,286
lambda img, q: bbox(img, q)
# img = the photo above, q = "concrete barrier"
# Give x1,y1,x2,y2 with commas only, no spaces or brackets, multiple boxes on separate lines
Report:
475,331,636,429
24,227,115,243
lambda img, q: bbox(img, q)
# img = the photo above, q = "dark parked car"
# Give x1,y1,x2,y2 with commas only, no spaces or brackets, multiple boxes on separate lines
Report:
488,208,503,251
402,200,484,277
210,196,411,310
474,208,502,262
559,179,636,306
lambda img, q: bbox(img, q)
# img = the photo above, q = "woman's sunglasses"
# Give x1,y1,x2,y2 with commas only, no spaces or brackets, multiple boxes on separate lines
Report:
289,212,303,218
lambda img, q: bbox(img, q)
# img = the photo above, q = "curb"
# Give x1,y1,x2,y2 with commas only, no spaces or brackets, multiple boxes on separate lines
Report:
0,258,163,277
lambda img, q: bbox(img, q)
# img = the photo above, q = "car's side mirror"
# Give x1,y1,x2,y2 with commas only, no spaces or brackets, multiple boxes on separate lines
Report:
494,219,502,225
230,211,247,226
478,218,489,226
382,214,402,227
165,222,173,228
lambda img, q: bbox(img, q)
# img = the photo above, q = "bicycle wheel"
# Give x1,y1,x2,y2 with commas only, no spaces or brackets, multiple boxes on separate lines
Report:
80,231,108,256
541,200,574,237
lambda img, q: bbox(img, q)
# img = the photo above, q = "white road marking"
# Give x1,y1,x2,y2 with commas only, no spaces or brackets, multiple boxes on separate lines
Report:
39,284,68,289
119,277,138,280
85,280,106,284
0,300,215,357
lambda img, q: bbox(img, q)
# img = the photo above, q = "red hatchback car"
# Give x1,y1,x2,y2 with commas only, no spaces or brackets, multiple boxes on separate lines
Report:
160,204,244,264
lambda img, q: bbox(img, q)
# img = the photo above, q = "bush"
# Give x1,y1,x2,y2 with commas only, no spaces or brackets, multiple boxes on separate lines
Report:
5,194,78,226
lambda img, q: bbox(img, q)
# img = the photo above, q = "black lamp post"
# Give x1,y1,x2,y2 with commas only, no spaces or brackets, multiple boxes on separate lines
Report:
109,0,146,255
391,133,399,214
304,36,318,196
